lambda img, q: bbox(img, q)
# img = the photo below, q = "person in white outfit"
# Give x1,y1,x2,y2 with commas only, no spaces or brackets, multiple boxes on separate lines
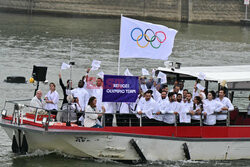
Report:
30,90,46,115
151,82,162,102
182,89,188,102
137,90,157,126
71,80,89,124
117,102,137,126
179,81,185,95
154,91,169,126
199,92,206,103
171,85,182,95
45,82,59,116
103,102,116,126
72,80,89,111
176,93,183,103
190,96,204,125
203,91,224,126
84,96,105,128
215,89,234,126
193,82,199,99
85,68,104,112
157,92,179,125
179,92,193,125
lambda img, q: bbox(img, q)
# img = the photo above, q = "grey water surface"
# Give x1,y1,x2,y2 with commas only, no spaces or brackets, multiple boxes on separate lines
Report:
0,12,250,167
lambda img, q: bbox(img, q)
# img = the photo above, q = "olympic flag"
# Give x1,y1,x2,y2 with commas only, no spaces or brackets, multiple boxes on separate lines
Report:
119,16,178,60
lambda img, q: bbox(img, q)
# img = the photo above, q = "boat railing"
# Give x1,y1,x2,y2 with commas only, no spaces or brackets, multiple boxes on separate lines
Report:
1,100,234,130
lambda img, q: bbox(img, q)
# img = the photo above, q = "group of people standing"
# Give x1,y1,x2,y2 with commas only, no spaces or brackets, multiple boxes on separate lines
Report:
30,68,235,128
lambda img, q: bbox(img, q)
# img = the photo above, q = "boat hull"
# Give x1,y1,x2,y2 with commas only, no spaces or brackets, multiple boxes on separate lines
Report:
2,123,250,161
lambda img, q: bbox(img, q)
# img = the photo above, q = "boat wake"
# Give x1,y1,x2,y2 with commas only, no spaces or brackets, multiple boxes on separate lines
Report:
9,150,242,167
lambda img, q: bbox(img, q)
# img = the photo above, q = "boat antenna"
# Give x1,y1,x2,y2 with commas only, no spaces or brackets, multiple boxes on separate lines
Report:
69,41,75,91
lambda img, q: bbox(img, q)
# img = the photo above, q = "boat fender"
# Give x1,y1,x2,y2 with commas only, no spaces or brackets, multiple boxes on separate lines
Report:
129,139,147,163
11,133,19,153
21,133,28,154
182,143,191,160
4,76,26,83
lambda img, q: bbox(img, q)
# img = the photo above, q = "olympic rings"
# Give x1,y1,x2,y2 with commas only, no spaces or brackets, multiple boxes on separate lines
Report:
150,35,161,49
130,27,167,49
155,31,166,43
137,34,150,48
144,29,156,42
131,28,143,41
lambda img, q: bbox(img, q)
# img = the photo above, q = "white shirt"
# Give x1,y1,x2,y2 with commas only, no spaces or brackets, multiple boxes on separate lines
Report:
85,85,103,111
151,86,162,102
215,97,234,120
103,102,116,114
154,98,169,121
191,104,203,120
133,95,143,111
120,103,132,114
192,89,199,100
30,96,46,114
71,87,89,111
137,98,157,119
203,99,223,125
180,101,193,123
84,105,99,127
162,101,179,124
45,90,59,110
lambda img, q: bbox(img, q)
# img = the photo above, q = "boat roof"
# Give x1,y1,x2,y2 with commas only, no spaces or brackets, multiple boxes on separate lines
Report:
157,65,250,83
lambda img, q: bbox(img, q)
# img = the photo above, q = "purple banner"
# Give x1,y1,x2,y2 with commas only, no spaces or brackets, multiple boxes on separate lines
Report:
102,75,139,102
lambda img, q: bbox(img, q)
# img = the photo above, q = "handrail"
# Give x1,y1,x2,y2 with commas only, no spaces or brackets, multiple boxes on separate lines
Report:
1,100,239,129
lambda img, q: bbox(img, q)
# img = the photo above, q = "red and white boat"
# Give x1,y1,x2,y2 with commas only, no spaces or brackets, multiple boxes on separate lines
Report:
1,64,250,162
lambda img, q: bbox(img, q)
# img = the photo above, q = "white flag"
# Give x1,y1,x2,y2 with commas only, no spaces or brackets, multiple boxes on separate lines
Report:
91,60,101,71
142,68,149,76
197,83,205,91
198,72,206,81
97,71,104,79
157,72,167,84
124,68,133,76
61,62,71,70
119,16,177,60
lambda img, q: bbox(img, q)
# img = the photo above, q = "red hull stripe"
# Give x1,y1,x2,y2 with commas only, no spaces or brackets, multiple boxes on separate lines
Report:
3,116,250,138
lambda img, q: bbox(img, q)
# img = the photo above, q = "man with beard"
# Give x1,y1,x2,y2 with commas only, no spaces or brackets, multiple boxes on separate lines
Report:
154,91,169,126
157,92,179,125
137,90,157,126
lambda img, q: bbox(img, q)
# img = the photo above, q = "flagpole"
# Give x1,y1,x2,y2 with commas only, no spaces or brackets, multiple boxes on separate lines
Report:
118,14,123,75
70,41,73,82
118,56,121,75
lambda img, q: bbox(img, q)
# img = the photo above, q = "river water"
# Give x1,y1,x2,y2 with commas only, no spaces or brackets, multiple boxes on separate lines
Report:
0,12,250,167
